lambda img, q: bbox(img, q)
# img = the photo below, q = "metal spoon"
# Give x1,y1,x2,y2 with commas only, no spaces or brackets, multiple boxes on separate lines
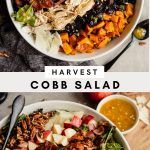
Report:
2,95,25,150
0,93,8,104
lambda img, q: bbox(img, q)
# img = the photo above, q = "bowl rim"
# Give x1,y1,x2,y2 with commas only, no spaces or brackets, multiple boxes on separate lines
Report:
5,0,144,62
0,100,130,150
96,94,140,135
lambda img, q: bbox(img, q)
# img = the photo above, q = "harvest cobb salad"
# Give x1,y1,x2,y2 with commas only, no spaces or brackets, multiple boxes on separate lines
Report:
0,110,123,150
12,0,136,55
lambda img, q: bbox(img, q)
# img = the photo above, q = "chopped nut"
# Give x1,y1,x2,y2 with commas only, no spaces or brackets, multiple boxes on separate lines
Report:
0,51,9,58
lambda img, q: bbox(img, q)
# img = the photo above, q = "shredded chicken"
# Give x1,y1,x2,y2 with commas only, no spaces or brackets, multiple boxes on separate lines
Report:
35,0,95,30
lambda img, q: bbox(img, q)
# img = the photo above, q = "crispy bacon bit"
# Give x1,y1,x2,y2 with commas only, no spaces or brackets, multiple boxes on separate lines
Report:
29,0,54,10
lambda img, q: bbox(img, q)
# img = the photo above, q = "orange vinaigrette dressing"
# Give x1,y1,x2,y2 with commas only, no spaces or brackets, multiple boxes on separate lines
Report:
100,99,136,132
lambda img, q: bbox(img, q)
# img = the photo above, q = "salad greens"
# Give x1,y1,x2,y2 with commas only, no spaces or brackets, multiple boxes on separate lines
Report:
106,143,123,150
16,114,26,124
13,5,36,26
101,127,123,150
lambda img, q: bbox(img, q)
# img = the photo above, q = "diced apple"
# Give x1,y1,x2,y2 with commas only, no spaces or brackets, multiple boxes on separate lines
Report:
53,134,63,145
61,136,69,146
18,142,28,148
82,115,94,124
73,111,84,118
64,120,72,128
71,116,82,127
36,134,45,144
43,130,53,142
64,128,76,138
88,119,97,131
28,141,38,150
53,124,63,134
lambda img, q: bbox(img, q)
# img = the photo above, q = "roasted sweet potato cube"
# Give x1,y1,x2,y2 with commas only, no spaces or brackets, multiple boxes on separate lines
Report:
118,18,127,32
107,32,116,38
85,25,93,35
76,43,93,53
103,13,111,21
86,49,94,53
98,28,106,37
105,22,115,33
69,34,77,47
78,37,94,47
111,15,119,23
70,50,77,55
62,43,73,55
98,37,110,48
116,11,124,18
93,21,105,30
90,34,99,44
113,23,121,36
125,3,134,18
61,33,69,43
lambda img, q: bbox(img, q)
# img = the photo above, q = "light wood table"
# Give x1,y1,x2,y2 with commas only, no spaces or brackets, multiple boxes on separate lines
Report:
121,93,150,150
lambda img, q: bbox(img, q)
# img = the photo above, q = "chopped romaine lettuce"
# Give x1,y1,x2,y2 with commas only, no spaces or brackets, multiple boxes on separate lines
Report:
106,143,123,150
13,5,36,26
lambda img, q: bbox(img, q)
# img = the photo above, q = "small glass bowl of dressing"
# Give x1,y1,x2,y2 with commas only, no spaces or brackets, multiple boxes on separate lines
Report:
96,95,139,134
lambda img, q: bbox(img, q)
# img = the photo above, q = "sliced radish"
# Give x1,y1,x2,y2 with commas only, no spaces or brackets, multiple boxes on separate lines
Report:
64,128,76,138
61,129,65,135
43,130,53,142
71,115,82,127
82,115,94,124
64,120,72,128
88,119,97,131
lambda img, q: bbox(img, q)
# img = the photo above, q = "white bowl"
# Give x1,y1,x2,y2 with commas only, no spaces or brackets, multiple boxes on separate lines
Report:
0,100,130,150
96,95,139,135
6,0,144,62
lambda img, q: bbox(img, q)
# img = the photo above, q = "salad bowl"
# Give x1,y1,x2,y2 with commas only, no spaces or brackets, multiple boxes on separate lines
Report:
6,0,143,63
0,100,130,149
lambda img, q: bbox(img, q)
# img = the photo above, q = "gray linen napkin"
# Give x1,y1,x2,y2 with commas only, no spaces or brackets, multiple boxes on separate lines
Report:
0,0,95,72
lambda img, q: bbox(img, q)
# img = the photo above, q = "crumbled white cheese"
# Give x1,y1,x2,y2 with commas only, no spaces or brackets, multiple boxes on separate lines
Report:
35,26,52,51
49,32,62,54
136,96,148,105
139,107,150,125
34,25,62,53
134,96,150,125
